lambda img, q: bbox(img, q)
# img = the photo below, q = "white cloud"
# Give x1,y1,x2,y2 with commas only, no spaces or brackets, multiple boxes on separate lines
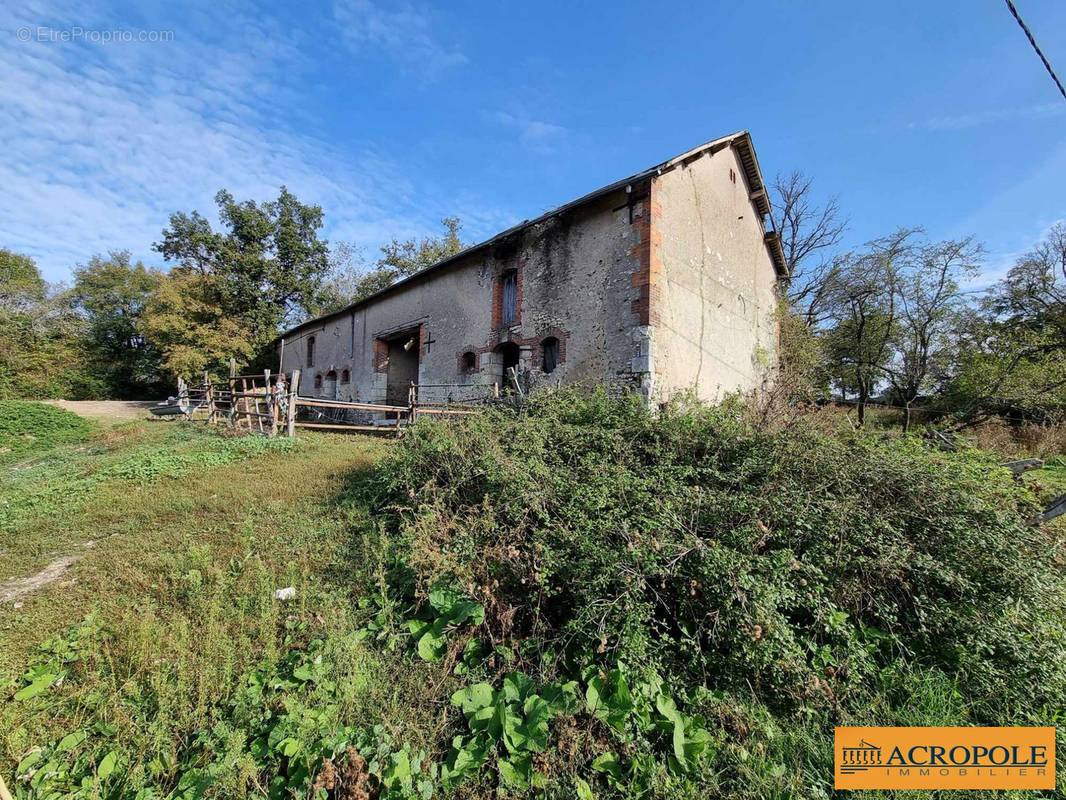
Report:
913,102,1065,132
331,0,466,76
0,0,490,281
492,111,568,154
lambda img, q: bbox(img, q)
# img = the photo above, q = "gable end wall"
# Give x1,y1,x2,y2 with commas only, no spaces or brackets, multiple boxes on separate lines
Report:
649,146,779,404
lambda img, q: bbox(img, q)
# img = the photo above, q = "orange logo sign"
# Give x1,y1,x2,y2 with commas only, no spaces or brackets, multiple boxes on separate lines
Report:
835,727,1055,790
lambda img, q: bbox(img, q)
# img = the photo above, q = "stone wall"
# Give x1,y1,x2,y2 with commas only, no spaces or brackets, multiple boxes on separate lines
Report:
279,186,655,404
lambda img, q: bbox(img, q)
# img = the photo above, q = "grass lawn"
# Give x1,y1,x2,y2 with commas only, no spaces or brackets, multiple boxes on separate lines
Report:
2,399,1063,799
0,419,384,673
1,415,451,797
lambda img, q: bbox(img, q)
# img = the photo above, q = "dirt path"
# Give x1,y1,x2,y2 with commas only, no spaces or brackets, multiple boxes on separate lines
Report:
43,400,155,425
0,555,83,603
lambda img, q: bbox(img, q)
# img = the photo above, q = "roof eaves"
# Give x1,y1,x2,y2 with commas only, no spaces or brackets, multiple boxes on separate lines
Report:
279,130,784,339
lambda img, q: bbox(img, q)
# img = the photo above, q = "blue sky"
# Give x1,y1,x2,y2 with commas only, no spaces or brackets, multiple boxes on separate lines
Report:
2,0,1064,285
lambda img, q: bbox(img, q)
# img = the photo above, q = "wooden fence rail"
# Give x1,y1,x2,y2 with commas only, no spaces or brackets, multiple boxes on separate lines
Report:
167,365,487,437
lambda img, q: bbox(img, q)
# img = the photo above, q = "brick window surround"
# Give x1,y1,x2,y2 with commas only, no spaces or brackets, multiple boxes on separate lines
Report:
492,265,523,329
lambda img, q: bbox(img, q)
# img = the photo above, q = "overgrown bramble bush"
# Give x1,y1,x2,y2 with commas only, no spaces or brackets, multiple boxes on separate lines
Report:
365,388,1066,793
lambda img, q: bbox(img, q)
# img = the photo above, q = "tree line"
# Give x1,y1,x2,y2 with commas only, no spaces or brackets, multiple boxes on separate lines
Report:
0,187,464,400
772,172,1066,429
2,178,1063,426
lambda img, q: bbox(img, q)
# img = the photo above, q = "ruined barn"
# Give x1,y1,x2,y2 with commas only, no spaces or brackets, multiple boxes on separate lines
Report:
278,131,787,407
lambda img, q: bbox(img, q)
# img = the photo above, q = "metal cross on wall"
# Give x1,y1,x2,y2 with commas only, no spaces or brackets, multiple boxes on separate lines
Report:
422,330,436,353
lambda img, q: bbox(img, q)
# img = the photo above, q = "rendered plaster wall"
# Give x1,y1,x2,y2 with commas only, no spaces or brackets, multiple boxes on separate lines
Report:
649,146,779,403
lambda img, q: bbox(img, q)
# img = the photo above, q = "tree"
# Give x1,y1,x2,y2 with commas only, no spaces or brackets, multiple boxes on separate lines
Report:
0,248,47,313
72,251,165,397
140,270,254,378
822,230,916,425
943,224,1066,422
0,249,103,399
378,216,465,277
302,219,468,319
770,171,846,326
990,222,1066,352
882,237,982,431
153,187,330,371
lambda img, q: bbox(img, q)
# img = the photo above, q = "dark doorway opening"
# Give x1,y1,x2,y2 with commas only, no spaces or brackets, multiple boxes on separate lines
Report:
384,329,420,406
496,341,520,392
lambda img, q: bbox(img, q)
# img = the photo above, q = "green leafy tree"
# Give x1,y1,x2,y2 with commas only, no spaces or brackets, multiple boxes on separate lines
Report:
821,230,914,424
0,249,103,399
882,237,982,431
944,224,1066,421
152,187,330,372
378,216,465,278
302,219,468,319
0,248,47,313
72,252,165,398
140,270,255,379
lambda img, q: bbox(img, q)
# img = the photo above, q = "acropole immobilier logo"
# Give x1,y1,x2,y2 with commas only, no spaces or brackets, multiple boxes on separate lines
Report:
835,727,1056,790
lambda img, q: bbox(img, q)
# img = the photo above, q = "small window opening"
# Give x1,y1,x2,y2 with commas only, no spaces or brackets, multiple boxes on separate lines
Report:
340,368,350,384
501,270,518,325
306,335,316,367
460,351,477,374
313,374,323,390
541,337,559,374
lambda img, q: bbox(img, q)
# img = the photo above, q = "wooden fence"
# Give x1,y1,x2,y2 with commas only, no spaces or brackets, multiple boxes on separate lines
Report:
170,361,492,437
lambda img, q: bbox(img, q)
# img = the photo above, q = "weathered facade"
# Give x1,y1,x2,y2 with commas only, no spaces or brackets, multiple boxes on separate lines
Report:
278,131,787,407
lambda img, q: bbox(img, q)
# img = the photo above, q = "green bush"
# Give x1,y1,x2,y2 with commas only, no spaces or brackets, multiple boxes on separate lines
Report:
365,389,1066,796
0,401,95,462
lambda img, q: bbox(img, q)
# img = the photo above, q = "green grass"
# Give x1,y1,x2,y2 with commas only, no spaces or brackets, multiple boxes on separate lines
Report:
0,401,96,465
0,417,449,799
2,398,1064,800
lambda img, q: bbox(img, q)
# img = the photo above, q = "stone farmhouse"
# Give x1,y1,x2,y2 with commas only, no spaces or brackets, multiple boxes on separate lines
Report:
277,130,787,407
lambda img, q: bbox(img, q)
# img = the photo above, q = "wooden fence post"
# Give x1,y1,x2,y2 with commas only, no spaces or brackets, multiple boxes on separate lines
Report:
228,358,237,429
204,370,216,424
266,369,278,437
287,369,300,437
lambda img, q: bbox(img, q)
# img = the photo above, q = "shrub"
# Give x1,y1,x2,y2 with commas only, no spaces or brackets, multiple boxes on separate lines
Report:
364,388,1066,795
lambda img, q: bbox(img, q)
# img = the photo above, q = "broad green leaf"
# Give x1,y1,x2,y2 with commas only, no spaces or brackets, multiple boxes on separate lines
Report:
672,719,688,766
384,749,411,788
429,585,461,617
449,600,485,626
15,672,60,701
97,750,118,780
498,752,532,788
521,696,550,751
445,735,488,783
501,699,524,753
503,672,535,704
585,677,603,714
407,619,431,639
451,682,495,717
655,693,682,725
416,620,448,662
278,738,301,757
16,749,43,777
574,777,596,800
56,729,87,753
540,680,579,714
591,751,622,780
